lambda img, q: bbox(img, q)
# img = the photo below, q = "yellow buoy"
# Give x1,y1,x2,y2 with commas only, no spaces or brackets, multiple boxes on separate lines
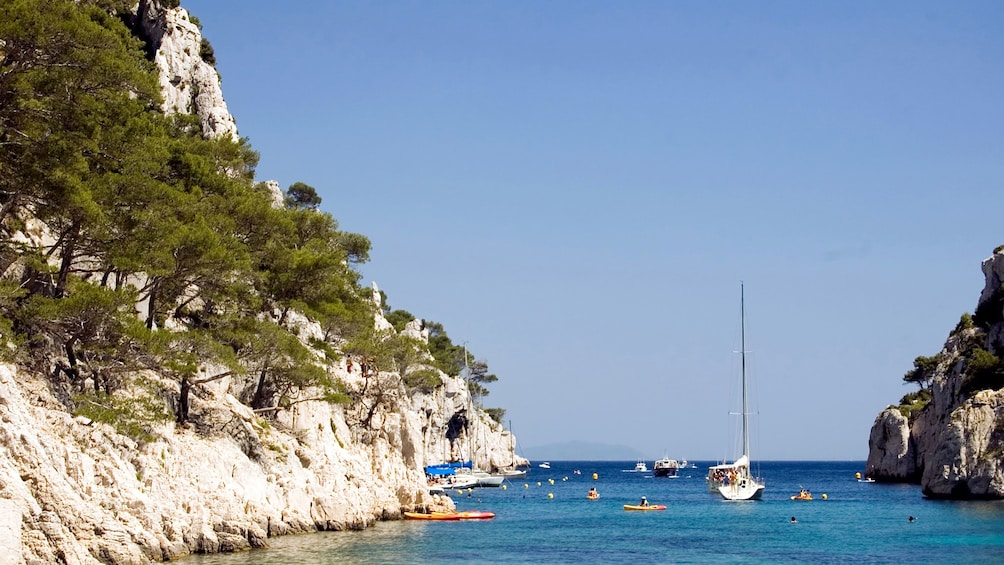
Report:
502,484,507,490
593,473,598,480
547,493,554,499
549,479,555,485
855,472,861,479
524,483,529,489
821,493,828,500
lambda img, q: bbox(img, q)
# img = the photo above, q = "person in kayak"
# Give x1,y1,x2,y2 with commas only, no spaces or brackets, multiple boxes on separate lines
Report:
639,496,649,507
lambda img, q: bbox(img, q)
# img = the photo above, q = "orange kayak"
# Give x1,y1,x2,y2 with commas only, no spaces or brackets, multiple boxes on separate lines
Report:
623,504,667,511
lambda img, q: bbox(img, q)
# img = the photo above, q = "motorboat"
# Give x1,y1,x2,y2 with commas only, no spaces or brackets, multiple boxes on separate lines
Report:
653,457,679,477
539,462,551,469
624,460,648,472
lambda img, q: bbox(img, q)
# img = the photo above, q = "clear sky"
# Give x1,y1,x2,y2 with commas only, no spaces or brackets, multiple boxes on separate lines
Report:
183,1,1003,460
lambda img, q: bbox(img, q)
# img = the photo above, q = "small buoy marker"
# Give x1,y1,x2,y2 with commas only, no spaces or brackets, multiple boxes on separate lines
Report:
502,484,507,490
821,493,827,500
549,479,555,485
547,493,554,499
593,473,599,480
524,483,529,489
537,481,542,487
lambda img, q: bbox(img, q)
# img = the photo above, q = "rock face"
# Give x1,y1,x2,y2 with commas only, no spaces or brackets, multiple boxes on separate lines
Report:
0,314,520,563
866,249,1004,498
135,0,238,140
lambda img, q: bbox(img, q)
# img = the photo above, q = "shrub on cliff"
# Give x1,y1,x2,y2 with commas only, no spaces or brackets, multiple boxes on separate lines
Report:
960,347,1004,397
897,388,931,420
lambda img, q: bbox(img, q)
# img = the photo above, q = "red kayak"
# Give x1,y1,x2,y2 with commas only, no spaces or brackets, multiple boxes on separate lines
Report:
623,504,667,511
404,511,495,521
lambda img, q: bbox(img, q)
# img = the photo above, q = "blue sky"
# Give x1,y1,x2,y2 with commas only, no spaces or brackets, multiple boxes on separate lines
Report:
183,1,1003,460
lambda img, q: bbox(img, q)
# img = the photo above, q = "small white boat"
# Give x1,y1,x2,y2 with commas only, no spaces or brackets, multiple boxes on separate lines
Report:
539,462,551,469
624,461,648,472
472,470,506,487
500,468,527,479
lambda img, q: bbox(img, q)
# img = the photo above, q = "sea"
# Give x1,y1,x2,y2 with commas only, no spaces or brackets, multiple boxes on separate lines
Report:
183,460,1004,564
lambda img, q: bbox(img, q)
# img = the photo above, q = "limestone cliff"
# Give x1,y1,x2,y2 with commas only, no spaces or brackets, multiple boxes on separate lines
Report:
0,2,525,563
866,249,1004,498
135,0,238,140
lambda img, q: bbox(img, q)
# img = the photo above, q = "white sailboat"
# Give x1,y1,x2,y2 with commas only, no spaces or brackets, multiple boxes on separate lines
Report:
498,420,529,479
707,282,765,501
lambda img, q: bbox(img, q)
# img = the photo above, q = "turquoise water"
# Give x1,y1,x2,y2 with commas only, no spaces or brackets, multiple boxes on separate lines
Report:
184,461,1004,564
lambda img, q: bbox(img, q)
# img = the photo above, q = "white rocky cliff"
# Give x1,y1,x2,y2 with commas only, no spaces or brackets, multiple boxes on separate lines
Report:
0,2,526,563
135,0,238,140
866,249,1004,498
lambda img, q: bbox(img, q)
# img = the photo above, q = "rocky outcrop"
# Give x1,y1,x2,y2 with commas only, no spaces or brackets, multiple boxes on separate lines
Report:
866,249,1004,498
134,1,238,140
866,408,917,481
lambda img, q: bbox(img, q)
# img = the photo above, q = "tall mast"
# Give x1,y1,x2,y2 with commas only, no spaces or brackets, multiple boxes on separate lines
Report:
740,282,749,459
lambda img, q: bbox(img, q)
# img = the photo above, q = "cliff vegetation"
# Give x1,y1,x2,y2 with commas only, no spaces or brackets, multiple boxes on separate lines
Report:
0,1,517,562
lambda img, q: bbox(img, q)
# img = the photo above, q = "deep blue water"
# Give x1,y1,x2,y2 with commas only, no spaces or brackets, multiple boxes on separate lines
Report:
184,461,1004,564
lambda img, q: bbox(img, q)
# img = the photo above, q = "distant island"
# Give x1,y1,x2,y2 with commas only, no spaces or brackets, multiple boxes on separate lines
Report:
521,441,645,461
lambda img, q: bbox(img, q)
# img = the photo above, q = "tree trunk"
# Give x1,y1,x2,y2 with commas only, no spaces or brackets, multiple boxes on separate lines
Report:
177,377,190,424
54,222,80,298
145,277,160,329
251,368,270,410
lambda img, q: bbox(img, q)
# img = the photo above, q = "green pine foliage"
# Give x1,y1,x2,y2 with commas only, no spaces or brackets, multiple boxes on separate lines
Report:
0,0,502,432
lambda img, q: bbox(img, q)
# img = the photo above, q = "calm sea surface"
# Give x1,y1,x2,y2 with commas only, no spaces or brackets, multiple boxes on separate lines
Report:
183,461,1004,564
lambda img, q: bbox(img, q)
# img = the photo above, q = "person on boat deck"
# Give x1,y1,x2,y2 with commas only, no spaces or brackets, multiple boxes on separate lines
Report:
588,487,598,497
640,496,649,507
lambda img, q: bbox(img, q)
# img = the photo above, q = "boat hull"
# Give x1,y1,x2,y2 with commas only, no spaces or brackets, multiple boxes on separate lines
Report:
718,480,765,501
475,475,505,487
623,504,667,511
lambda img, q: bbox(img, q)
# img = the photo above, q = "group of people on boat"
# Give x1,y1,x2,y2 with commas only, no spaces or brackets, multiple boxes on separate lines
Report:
710,467,748,486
